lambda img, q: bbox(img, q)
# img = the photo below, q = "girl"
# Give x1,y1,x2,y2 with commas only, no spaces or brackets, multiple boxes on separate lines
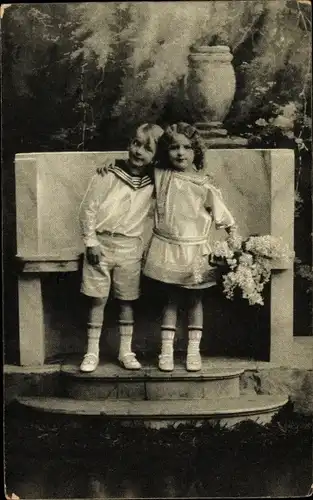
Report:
143,122,236,372
79,123,163,372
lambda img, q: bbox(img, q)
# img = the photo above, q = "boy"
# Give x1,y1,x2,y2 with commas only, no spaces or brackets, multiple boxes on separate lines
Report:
79,123,163,372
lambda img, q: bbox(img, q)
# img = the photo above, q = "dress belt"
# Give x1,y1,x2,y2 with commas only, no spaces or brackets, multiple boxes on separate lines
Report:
153,228,208,245
97,230,138,239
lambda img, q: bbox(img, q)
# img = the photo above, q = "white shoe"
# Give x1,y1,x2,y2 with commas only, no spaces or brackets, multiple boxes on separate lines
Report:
186,352,202,372
80,353,99,372
158,353,174,372
118,352,141,370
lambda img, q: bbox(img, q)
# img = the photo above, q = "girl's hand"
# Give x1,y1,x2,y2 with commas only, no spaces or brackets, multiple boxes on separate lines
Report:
96,158,115,176
226,224,239,236
86,246,102,265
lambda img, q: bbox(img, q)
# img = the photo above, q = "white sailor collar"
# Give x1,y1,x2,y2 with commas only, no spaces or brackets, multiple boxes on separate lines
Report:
108,164,153,190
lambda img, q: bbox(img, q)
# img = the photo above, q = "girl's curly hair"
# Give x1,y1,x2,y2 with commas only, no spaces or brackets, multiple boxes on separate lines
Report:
155,122,206,170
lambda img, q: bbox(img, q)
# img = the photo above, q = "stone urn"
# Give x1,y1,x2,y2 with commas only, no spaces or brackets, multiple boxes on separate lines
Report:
187,45,236,138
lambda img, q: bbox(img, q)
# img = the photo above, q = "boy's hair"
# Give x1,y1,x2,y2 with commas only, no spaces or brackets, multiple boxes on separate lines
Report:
131,123,164,151
155,122,205,170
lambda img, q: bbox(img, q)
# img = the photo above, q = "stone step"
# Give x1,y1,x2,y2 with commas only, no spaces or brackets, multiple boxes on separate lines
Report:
17,395,288,428
61,362,244,400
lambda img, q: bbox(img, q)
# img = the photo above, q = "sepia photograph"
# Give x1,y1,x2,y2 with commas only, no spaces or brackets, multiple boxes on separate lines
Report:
3,1,313,498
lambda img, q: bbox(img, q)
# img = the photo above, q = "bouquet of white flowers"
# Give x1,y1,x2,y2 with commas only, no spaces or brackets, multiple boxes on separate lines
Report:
209,227,293,306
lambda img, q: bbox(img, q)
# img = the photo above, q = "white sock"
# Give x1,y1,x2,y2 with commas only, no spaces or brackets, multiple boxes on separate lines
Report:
86,323,102,357
119,323,133,357
187,329,202,355
161,328,175,356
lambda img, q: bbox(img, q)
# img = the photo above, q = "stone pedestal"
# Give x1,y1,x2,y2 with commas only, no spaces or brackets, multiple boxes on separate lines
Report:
269,151,295,364
18,274,45,365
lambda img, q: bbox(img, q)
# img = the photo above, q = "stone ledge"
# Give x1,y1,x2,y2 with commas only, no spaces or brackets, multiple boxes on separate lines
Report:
4,366,60,404
61,362,244,380
61,361,243,401
294,337,313,345
16,254,81,273
63,376,241,401
4,364,61,374
17,394,288,429
241,368,313,415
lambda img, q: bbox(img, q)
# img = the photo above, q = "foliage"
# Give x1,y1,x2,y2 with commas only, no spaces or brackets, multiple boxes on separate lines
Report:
5,399,312,497
227,1,311,141
296,262,313,292
2,3,104,153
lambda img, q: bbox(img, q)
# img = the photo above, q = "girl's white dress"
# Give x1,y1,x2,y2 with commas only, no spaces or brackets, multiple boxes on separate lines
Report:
143,167,235,288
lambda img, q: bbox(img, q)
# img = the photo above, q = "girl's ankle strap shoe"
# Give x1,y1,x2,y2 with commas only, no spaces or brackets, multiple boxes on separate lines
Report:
118,352,142,370
158,353,174,372
186,353,202,372
80,353,99,372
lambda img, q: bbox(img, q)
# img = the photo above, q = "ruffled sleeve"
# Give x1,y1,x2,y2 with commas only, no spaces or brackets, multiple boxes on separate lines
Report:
205,183,235,230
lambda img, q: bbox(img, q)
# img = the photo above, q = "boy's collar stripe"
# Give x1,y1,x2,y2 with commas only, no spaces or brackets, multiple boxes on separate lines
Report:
113,167,151,185
111,165,151,181
108,165,152,189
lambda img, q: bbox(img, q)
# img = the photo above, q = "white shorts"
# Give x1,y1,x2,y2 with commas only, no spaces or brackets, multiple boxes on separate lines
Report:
81,233,144,300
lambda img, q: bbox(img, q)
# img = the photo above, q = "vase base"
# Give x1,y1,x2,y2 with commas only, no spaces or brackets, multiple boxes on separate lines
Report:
195,122,227,134
201,136,249,149
197,127,228,138
195,123,248,147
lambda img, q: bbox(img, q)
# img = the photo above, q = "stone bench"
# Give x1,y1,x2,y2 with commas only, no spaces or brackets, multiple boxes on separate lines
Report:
15,150,294,366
